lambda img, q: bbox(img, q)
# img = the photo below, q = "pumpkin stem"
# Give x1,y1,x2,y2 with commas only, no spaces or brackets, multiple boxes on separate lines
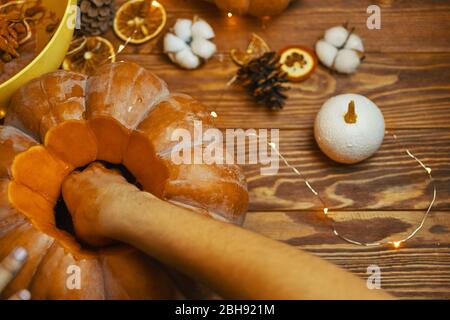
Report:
344,100,357,124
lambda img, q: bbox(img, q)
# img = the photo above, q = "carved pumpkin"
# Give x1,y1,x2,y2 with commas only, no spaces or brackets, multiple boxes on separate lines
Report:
204,0,293,16
0,62,248,299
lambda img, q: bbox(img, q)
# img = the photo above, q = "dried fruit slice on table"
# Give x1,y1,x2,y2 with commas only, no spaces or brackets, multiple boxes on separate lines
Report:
230,33,270,66
62,36,115,75
278,46,317,82
114,0,167,44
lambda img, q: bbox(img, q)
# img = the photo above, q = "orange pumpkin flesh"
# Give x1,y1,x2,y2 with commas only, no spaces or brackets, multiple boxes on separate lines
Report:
88,117,130,164
11,146,72,202
2,122,179,299
123,131,169,198
45,120,98,168
0,62,248,299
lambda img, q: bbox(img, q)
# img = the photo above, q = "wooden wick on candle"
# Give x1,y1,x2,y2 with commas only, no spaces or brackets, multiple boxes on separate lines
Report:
344,100,357,124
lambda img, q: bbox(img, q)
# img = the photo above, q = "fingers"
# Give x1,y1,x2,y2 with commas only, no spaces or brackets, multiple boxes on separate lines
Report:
62,163,127,247
8,289,31,300
0,247,28,293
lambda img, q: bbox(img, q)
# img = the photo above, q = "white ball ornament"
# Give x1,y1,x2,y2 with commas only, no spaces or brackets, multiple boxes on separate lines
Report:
164,17,217,69
315,25,365,74
314,94,385,164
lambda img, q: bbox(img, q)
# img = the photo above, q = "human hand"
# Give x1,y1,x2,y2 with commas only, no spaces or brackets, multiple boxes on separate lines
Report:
62,162,144,247
0,247,30,300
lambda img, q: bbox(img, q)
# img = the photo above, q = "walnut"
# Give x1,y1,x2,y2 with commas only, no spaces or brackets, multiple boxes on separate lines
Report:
0,2,33,63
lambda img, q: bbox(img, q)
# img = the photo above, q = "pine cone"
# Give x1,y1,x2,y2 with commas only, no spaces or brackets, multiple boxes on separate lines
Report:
237,52,289,109
77,0,115,36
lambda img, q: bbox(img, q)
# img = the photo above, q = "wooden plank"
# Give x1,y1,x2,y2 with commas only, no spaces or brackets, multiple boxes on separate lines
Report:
244,210,450,246
244,210,450,299
237,129,450,211
119,53,450,129
109,0,450,54
161,0,450,14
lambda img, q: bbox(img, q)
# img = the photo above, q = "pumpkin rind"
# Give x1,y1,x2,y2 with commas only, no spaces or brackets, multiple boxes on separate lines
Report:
5,71,87,141
0,61,248,299
85,62,169,129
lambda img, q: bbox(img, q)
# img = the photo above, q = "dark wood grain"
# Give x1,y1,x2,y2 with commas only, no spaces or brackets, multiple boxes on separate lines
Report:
240,129,450,211
244,210,450,299
106,0,450,299
119,52,450,129
110,0,450,53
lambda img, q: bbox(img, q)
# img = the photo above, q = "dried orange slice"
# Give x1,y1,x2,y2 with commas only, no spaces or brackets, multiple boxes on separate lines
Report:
62,36,115,76
278,46,317,82
114,0,167,44
230,33,270,66
66,36,88,56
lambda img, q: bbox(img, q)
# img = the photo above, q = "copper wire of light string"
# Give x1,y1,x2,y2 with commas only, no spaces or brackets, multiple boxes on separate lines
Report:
265,131,437,248
218,77,436,248
104,24,437,248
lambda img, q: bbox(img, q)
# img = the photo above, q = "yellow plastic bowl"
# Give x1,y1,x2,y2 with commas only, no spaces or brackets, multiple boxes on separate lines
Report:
0,0,77,113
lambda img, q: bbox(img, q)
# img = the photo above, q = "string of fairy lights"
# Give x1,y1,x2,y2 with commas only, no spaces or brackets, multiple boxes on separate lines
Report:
212,108,437,249
221,71,437,249
101,6,436,249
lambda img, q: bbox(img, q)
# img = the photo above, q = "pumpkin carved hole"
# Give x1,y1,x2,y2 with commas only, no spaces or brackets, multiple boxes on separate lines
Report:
53,161,141,250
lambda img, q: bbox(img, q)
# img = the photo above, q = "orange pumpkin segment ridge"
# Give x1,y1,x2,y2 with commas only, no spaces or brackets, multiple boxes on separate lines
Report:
11,146,72,202
45,120,98,168
7,181,55,230
28,244,105,300
0,223,54,299
123,131,169,198
100,250,179,299
88,117,130,164
0,126,37,179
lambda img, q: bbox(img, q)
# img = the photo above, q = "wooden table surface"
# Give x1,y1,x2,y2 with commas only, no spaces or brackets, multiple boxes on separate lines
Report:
108,0,450,299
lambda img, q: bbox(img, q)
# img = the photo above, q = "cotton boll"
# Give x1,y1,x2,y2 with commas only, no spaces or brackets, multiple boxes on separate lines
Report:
175,48,200,69
165,17,216,69
191,19,215,39
315,40,338,68
191,37,216,59
324,26,349,48
334,49,361,74
344,33,364,52
316,25,364,74
174,19,193,42
164,33,188,53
